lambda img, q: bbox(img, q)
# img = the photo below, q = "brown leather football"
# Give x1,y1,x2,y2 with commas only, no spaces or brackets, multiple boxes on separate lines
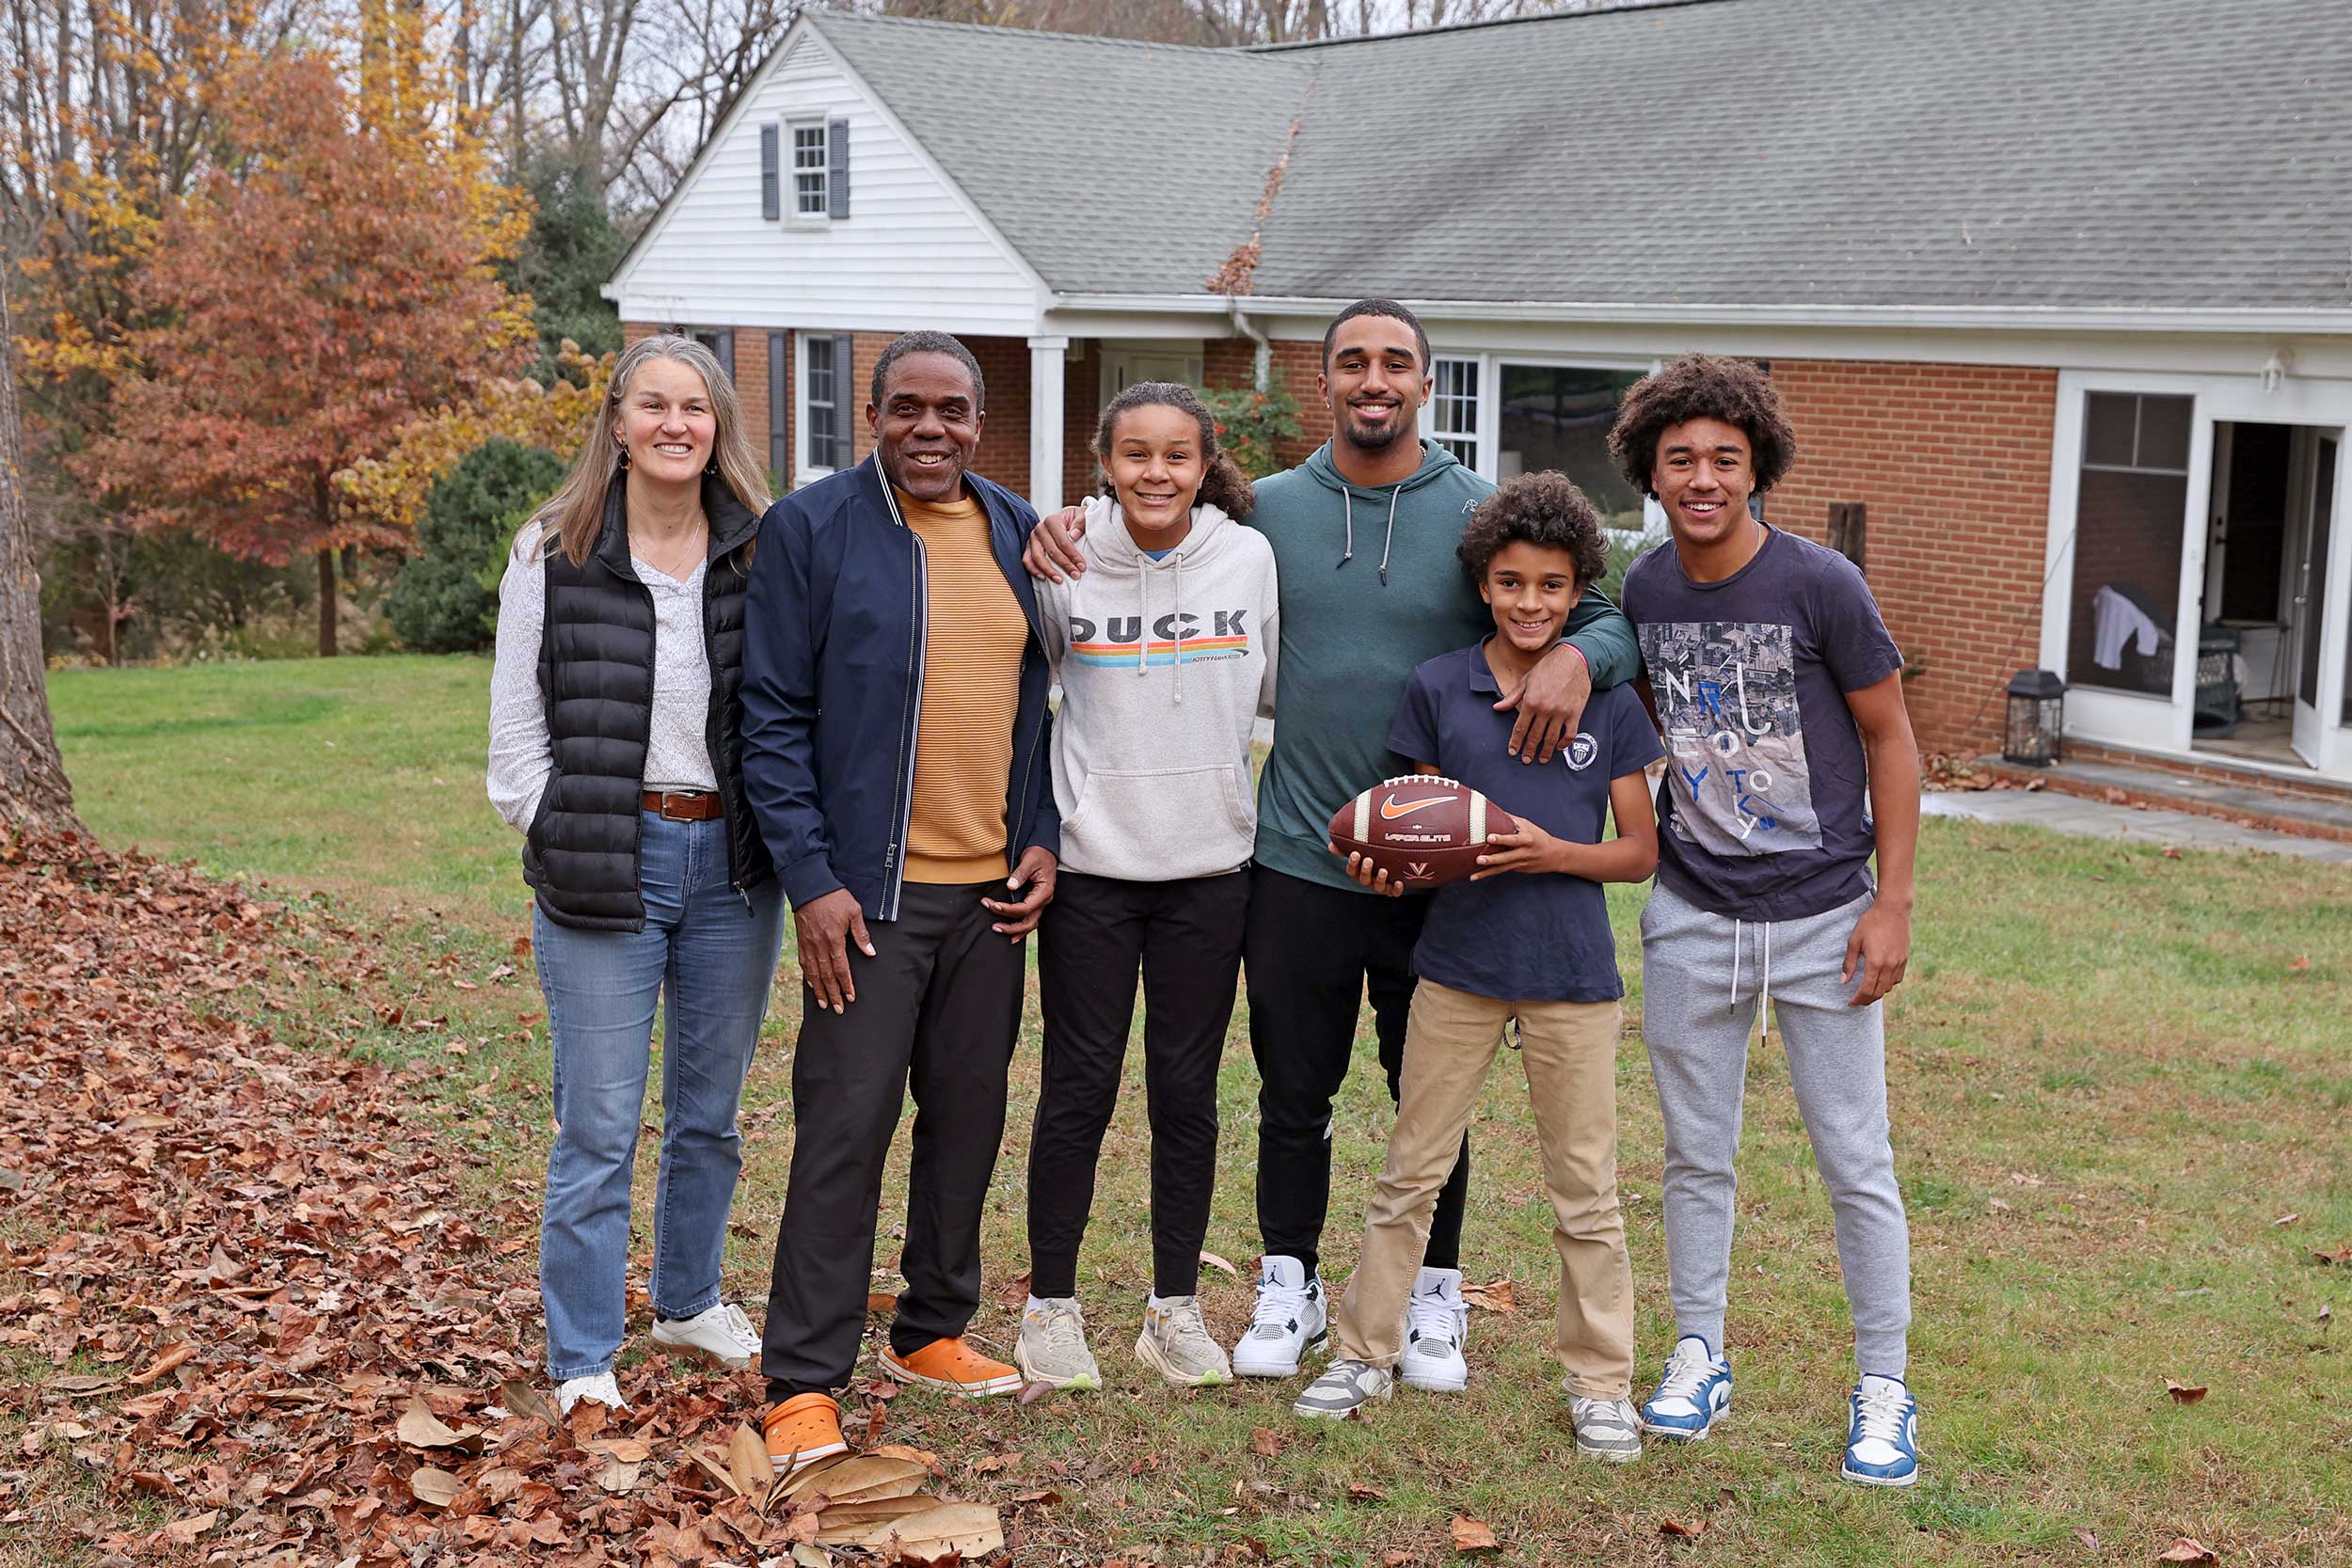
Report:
1327,774,1518,890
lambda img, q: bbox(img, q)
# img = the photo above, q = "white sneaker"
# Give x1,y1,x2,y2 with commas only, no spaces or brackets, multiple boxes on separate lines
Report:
554,1371,627,1416
1136,1294,1232,1386
1232,1255,1327,1378
1398,1266,1470,1392
1569,1394,1643,1464
1292,1357,1392,1419
649,1301,759,1370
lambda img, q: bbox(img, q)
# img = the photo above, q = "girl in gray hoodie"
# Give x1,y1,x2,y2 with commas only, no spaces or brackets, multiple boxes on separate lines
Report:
1017,382,1279,1392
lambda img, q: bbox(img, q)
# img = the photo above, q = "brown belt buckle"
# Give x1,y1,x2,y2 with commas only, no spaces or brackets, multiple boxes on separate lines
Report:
652,790,705,821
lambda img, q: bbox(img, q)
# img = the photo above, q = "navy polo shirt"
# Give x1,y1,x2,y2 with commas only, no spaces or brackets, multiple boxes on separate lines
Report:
1387,641,1663,1004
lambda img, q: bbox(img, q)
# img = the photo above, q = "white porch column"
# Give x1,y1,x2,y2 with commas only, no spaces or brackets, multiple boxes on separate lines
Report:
1027,335,1069,514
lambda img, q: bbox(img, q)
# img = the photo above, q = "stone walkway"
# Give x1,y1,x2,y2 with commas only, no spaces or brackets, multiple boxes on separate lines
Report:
1921,787,2352,864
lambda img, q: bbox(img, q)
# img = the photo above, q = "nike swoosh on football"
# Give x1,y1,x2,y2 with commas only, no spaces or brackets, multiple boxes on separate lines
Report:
1380,795,1453,820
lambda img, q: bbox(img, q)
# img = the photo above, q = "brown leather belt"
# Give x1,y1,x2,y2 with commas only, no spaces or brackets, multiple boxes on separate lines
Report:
642,789,723,821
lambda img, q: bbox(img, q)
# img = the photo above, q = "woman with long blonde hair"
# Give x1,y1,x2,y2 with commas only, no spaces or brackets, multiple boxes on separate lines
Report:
486,334,784,1414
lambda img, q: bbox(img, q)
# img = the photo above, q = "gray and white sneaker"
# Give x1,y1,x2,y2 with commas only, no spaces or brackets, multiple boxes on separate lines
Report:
1015,1296,1101,1391
1569,1394,1643,1464
650,1301,759,1370
1232,1255,1327,1377
1292,1357,1393,1420
1398,1266,1470,1392
1136,1295,1232,1386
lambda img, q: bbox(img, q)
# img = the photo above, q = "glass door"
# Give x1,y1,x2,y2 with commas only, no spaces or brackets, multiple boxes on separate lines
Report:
2291,435,2339,764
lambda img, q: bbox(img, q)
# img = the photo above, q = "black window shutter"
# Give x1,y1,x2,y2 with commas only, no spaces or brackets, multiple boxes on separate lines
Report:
769,332,788,478
716,328,736,386
826,119,850,219
831,334,856,469
760,124,779,221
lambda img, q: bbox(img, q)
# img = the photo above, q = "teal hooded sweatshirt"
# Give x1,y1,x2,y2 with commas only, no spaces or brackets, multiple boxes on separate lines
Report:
1250,439,1641,893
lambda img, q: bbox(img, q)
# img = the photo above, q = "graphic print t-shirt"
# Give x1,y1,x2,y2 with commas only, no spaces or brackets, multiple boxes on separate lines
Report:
1621,528,1902,922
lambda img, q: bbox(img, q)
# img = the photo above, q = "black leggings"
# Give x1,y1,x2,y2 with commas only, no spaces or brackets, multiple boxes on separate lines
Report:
1027,869,1250,1300
1246,864,1466,1278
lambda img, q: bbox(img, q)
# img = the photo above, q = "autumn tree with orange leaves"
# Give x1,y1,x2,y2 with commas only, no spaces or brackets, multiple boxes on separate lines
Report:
85,46,532,657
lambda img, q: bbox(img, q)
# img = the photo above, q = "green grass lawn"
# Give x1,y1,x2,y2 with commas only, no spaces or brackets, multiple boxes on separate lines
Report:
41,656,2352,1565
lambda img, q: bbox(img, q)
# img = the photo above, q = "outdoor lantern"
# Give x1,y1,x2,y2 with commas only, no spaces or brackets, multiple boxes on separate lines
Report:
2003,669,2066,767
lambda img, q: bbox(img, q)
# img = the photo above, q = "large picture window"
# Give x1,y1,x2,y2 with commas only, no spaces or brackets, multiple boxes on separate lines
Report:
1495,365,1646,531
2067,391,2192,697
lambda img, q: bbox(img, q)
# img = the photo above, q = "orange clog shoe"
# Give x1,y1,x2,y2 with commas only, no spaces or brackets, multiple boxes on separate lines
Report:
762,1392,850,1473
878,1337,1023,1398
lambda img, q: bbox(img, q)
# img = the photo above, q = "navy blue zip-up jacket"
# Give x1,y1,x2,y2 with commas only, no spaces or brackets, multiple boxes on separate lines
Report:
740,455,1060,921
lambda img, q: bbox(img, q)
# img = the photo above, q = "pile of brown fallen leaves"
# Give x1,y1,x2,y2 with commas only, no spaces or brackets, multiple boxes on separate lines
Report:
0,834,1002,1566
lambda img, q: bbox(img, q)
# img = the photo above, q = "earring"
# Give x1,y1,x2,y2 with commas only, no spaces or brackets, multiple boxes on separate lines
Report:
706,458,720,477
617,443,630,471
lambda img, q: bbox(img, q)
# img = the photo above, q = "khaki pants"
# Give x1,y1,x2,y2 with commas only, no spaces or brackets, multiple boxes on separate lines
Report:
1332,980,1635,1399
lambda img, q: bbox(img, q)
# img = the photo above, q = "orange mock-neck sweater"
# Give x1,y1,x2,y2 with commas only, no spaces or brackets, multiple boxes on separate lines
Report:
897,485,1031,885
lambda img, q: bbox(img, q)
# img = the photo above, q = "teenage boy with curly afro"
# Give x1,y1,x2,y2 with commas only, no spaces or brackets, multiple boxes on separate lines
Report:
1608,354,1924,1486
1289,470,1662,1466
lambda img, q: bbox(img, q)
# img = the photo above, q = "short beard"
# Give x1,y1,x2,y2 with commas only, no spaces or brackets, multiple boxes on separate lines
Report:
1340,407,1410,452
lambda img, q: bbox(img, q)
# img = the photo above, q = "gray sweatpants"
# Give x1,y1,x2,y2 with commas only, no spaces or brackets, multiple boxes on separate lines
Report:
1639,879,1911,1377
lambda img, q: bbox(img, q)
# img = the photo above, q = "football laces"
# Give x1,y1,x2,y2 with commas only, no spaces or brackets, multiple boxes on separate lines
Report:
1379,773,1458,789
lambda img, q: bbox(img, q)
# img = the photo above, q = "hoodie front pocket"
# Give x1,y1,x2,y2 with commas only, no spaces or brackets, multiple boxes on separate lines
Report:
1068,766,1249,853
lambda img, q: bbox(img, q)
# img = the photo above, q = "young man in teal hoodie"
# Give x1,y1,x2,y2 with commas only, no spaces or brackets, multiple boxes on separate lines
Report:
1026,299,1639,1392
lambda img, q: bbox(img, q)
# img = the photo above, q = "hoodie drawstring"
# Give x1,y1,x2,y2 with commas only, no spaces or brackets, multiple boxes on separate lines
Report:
1730,918,1774,1046
1337,485,1402,587
1131,509,1186,705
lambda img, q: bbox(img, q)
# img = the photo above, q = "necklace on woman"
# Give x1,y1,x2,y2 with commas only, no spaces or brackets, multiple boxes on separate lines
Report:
634,515,707,582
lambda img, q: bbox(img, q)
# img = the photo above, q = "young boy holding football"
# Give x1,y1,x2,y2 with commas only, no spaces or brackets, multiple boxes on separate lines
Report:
1294,472,1661,1464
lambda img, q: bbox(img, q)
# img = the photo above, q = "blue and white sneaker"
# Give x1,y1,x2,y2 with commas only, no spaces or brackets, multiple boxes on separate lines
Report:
1637,1335,1732,1441
1840,1373,1920,1486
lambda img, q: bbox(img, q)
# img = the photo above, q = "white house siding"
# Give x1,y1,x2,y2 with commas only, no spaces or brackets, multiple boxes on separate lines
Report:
611,31,1042,336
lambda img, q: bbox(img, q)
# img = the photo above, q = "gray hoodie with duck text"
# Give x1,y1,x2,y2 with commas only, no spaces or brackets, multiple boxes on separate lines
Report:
1036,495,1279,881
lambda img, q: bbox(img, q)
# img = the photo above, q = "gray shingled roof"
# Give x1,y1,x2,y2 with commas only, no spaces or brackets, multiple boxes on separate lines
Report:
813,12,1305,297
810,0,2352,310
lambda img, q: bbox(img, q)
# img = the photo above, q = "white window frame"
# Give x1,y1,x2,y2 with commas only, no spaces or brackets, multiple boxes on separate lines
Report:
788,119,830,225
1426,356,1480,469
796,333,847,486
2039,367,2352,778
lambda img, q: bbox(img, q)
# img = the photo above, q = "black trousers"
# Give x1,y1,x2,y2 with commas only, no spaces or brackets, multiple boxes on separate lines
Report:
760,880,1024,1401
1246,864,1467,1277
1027,869,1249,1301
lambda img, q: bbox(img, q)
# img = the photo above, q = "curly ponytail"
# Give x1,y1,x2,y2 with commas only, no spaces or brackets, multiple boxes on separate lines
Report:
1094,379,1256,522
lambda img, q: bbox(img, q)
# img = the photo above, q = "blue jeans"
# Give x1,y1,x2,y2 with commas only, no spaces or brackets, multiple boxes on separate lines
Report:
532,811,785,1379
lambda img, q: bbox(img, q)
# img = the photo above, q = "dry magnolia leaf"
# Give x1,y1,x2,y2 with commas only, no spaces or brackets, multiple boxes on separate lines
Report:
967,1449,1020,1475
1347,1482,1387,1502
773,1451,854,1507
396,1395,483,1449
1249,1427,1281,1459
586,1436,652,1463
1451,1514,1502,1554
1382,1553,1414,1567
825,1453,932,1505
498,1377,560,1426
409,1467,464,1508
996,1271,1032,1308
690,1444,745,1496
2157,1540,2217,1564
597,1459,643,1494
129,1342,194,1386
1661,1516,1708,1538
1461,1276,1518,1313
2075,1529,2101,1550
857,1501,1005,1560
791,1546,831,1568
2163,1378,2208,1404
1200,1250,1240,1277
159,1511,219,1544
730,1423,777,1496
815,1495,942,1543
866,1291,901,1314
2274,1213,2301,1227
870,1444,942,1469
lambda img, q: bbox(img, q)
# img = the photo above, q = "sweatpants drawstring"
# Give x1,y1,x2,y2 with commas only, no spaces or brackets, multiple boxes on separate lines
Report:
1731,917,1774,1046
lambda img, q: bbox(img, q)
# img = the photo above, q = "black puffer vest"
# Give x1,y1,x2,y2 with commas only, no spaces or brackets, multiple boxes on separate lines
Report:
521,474,772,930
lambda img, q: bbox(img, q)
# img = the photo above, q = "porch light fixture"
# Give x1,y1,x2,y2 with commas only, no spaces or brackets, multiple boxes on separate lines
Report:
2259,350,2288,395
2002,669,2066,768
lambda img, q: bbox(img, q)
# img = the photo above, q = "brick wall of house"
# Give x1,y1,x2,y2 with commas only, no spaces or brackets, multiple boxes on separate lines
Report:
1203,335,1332,472
1766,359,2061,758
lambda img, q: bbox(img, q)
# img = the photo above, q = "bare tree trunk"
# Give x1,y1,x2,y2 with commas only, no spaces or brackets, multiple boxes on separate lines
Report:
0,268,83,837
315,546,338,658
